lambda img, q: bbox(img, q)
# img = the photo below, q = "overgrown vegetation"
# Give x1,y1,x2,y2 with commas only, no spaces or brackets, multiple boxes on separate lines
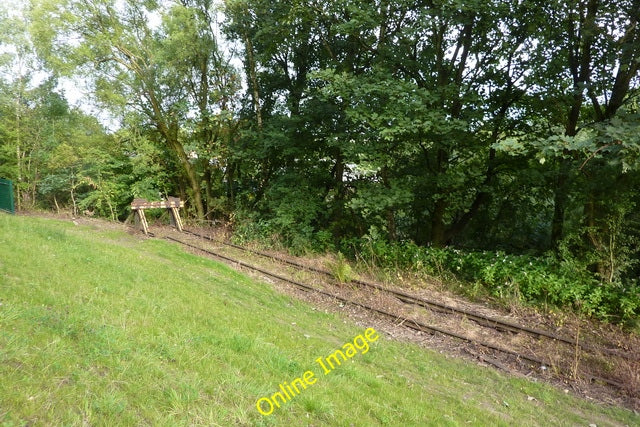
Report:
2,214,639,424
1,0,639,325
349,239,640,325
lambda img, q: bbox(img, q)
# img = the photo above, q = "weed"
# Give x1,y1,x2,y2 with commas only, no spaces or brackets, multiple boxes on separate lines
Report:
328,252,353,285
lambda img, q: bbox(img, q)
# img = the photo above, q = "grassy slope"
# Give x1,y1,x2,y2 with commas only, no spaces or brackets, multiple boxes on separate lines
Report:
0,214,636,426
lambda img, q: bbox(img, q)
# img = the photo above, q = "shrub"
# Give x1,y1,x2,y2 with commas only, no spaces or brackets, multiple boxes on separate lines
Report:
353,240,640,324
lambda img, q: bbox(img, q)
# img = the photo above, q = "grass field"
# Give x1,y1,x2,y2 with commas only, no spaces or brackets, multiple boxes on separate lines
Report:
0,214,637,426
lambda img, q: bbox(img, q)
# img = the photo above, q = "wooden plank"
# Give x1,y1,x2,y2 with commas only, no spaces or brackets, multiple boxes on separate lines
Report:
130,197,183,233
137,209,149,235
131,201,183,209
170,207,183,232
131,198,184,210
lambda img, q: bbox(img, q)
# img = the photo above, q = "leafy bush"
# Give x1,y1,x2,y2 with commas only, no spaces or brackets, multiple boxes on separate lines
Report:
230,218,639,324
354,239,640,324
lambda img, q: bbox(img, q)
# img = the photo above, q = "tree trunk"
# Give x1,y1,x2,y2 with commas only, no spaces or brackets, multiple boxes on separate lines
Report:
380,166,397,242
243,32,263,130
551,158,570,246
180,149,205,220
164,129,205,220
226,160,236,207
15,90,22,211
204,166,214,221
431,199,448,247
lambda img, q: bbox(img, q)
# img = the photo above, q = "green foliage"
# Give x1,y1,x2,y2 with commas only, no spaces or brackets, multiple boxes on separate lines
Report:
120,128,174,201
29,0,240,219
328,252,353,284
356,240,640,324
261,177,325,252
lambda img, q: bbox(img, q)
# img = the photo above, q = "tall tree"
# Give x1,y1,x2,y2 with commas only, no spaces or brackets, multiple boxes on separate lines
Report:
0,2,43,209
494,0,640,280
30,0,239,219
225,0,549,246
538,0,640,246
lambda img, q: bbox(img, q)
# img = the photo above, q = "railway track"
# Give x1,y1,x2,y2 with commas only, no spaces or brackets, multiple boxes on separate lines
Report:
158,229,639,395
181,229,635,362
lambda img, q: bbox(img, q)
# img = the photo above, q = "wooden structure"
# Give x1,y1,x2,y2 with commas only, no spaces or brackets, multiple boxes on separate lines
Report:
131,197,184,235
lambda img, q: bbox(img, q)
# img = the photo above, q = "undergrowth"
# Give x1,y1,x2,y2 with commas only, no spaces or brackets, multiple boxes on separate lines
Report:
346,239,640,326
230,215,639,326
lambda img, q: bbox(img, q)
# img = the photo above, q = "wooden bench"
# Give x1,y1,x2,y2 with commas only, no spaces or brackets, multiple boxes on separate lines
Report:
131,197,184,235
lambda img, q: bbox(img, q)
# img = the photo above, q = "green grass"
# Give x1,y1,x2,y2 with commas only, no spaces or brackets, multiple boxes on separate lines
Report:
0,214,637,426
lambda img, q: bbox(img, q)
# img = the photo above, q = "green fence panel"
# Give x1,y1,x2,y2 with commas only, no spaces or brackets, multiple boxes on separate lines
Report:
0,178,15,214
